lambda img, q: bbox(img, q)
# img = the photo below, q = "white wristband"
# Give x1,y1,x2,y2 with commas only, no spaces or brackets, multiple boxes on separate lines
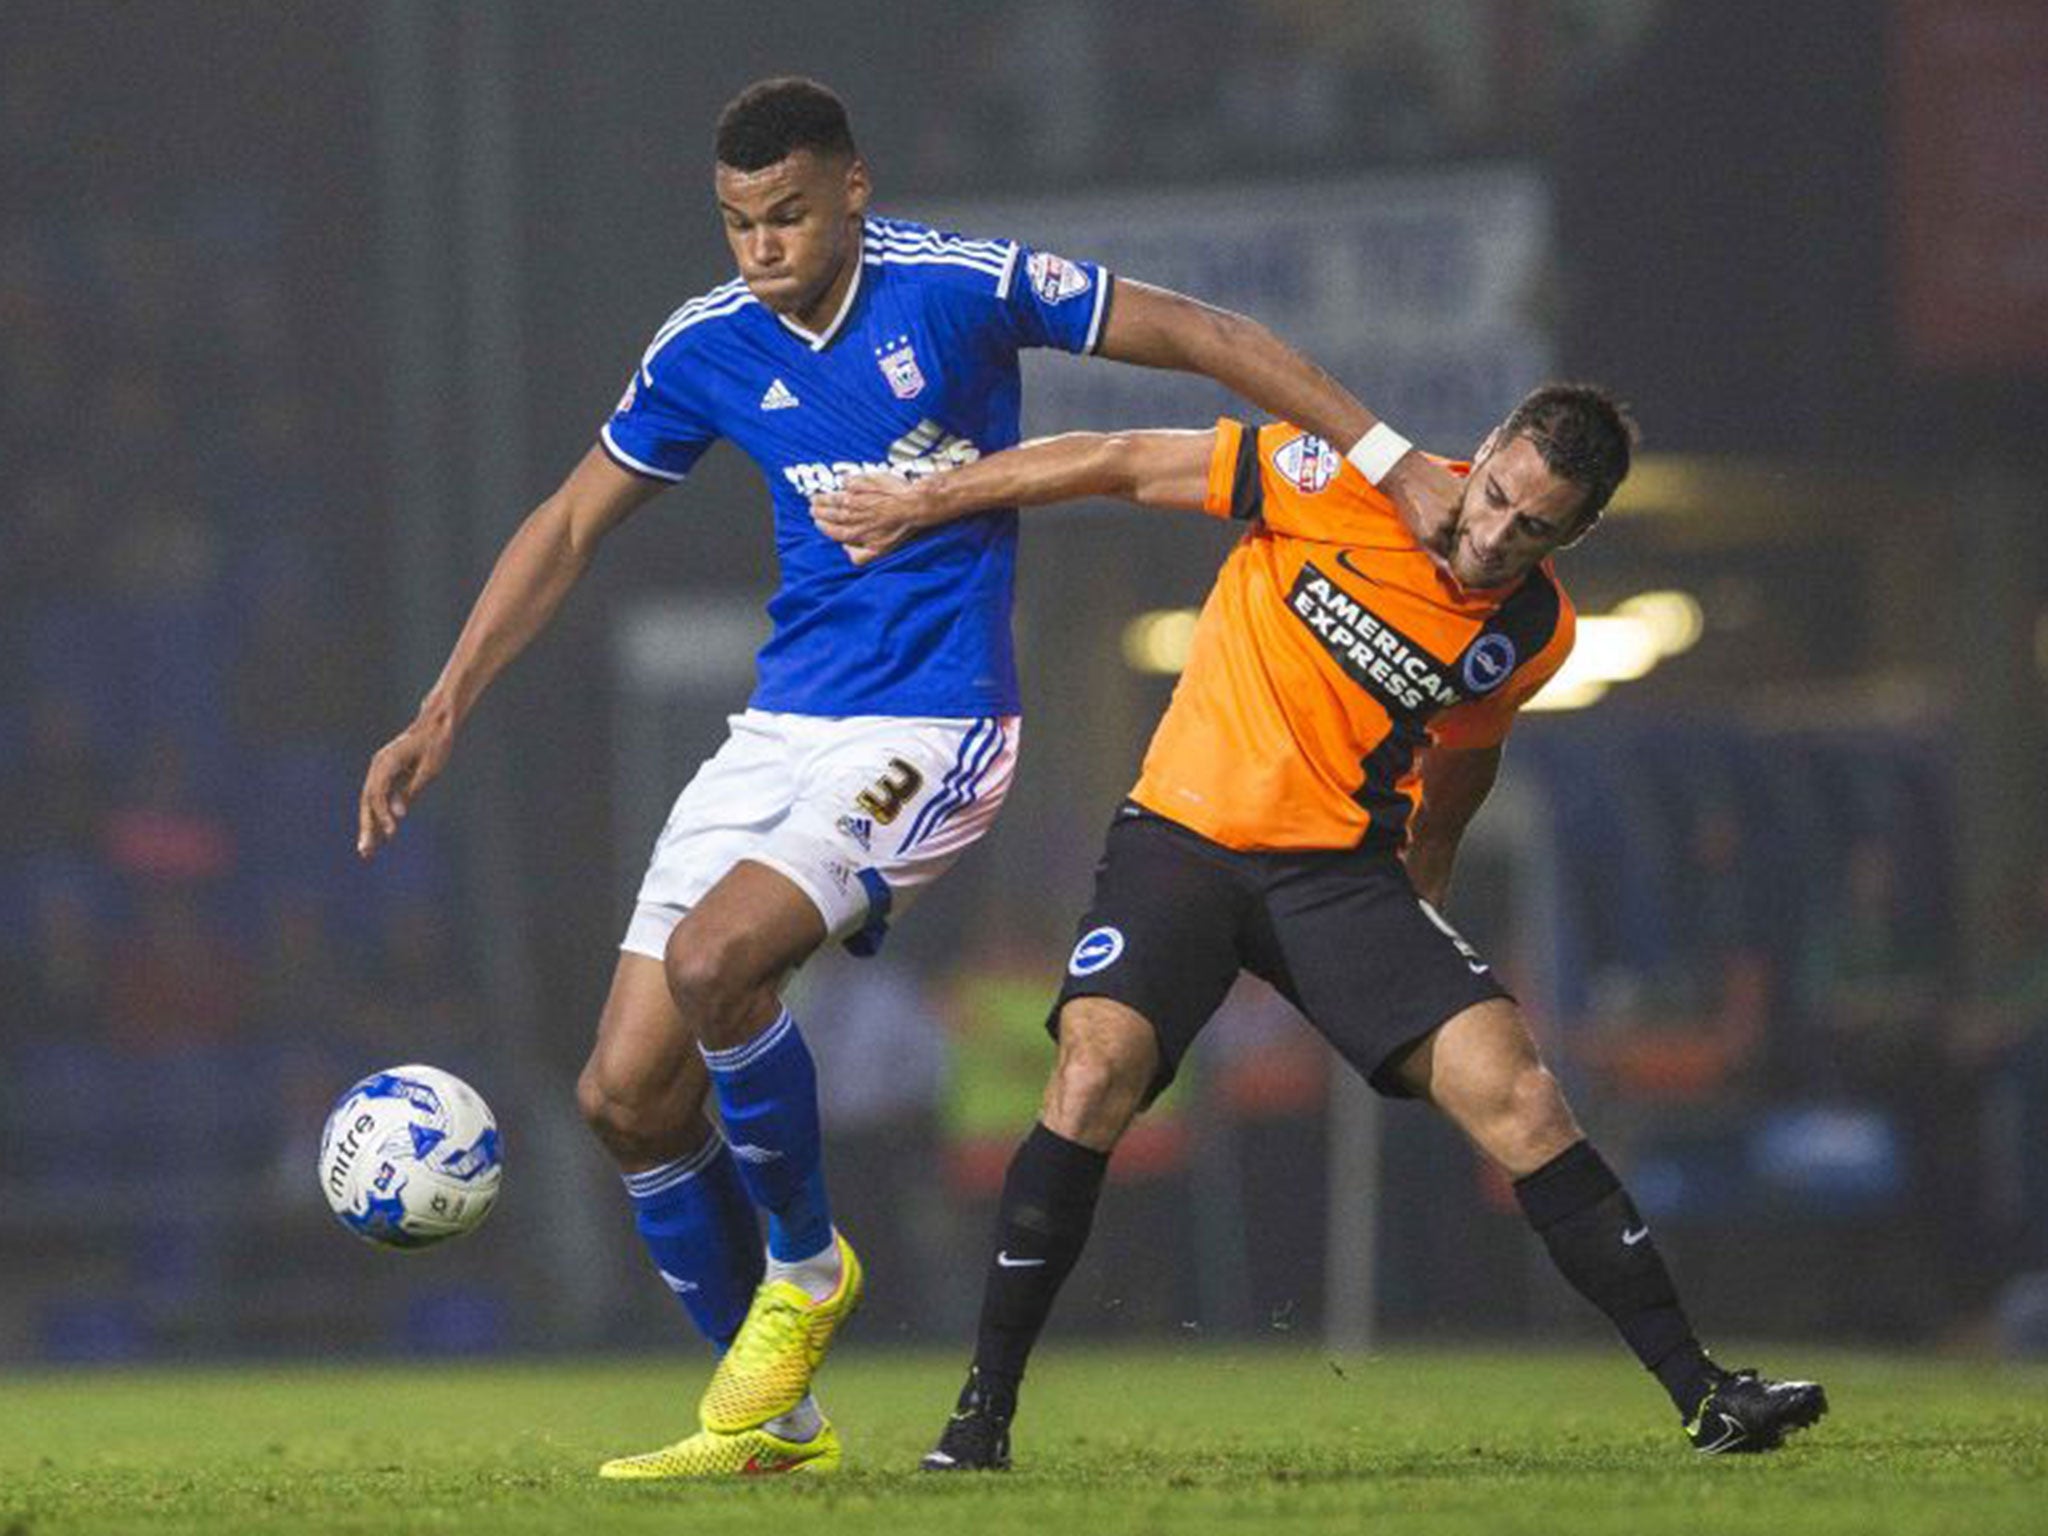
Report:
1345,422,1413,486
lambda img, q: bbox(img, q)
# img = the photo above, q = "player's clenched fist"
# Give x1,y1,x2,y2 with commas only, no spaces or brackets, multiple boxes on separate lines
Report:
1377,450,1463,569
357,710,455,858
810,471,931,566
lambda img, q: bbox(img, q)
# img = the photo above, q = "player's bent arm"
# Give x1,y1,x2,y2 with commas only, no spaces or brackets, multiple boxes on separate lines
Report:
812,430,1214,564
357,447,662,856
1402,742,1503,910
416,447,659,726
1095,280,1459,556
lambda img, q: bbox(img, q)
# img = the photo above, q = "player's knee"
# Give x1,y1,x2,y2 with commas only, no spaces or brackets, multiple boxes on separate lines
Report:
662,923,753,1024
576,1057,669,1163
1053,1045,1141,1114
1485,1063,1581,1174
1045,1006,1156,1144
575,1059,634,1149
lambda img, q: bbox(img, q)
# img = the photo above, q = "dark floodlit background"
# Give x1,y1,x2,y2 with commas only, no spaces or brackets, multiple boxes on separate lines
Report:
3,0,2045,1367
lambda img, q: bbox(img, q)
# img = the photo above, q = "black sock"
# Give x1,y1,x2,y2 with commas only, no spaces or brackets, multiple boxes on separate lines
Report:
970,1121,1110,1402
1514,1140,1718,1418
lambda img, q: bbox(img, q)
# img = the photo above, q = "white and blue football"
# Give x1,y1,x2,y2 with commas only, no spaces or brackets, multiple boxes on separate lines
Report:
318,1065,502,1248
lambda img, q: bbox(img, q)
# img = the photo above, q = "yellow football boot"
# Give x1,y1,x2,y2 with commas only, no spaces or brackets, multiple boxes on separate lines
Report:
597,1418,842,1479
699,1232,864,1434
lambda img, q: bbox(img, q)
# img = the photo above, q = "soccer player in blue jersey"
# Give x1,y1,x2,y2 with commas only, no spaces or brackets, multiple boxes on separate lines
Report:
356,77,1461,1478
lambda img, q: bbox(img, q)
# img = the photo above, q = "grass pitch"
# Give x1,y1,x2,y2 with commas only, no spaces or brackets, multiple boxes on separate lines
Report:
2,1345,2043,1536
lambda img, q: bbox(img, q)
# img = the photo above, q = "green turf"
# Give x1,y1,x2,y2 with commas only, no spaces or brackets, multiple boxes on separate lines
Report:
2,1345,2043,1535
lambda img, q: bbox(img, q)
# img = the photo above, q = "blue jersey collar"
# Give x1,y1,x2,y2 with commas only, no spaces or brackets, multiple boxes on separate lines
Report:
772,236,866,352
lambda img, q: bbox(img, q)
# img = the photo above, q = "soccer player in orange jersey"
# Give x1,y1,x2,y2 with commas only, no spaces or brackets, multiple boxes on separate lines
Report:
813,384,1827,1465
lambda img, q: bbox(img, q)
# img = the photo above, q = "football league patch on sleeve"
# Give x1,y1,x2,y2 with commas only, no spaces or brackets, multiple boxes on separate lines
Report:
1270,432,1341,494
1027,251,1092,304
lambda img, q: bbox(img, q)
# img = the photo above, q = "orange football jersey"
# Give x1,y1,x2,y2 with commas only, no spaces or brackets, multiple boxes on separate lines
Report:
1128,419,1575,852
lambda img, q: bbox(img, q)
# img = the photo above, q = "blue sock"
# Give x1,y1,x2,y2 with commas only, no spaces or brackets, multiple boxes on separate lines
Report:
623,1131,762,1350
701,1007,834,1262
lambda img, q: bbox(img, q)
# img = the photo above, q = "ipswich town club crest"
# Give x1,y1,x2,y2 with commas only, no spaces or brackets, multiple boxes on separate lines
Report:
876,335,926,400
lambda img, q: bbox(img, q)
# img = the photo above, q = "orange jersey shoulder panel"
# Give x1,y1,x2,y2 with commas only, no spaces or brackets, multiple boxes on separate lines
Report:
1132,418,1575,851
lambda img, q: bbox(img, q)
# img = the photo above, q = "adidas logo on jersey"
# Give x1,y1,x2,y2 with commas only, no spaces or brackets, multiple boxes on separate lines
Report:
759,378,801,411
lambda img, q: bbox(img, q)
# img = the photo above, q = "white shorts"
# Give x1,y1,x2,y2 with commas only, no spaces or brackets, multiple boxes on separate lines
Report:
622,709,1020,961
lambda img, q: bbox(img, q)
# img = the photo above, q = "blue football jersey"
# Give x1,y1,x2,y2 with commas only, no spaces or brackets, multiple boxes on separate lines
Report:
600,214,1114,718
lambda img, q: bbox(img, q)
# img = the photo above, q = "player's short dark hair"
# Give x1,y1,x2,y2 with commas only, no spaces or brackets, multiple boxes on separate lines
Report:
1499,382,1639,533
715,78,857,171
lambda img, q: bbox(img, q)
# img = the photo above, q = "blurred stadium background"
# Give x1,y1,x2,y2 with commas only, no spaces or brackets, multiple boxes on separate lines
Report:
2,0,2045,1374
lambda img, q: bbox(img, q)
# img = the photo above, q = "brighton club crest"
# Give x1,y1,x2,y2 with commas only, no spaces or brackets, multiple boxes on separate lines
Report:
1461,632,1518,695
876,334,926,400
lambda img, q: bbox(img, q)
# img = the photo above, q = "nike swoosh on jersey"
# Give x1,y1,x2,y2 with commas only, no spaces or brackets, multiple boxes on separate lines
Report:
1333,547,1398,588
995,1251,1046,1268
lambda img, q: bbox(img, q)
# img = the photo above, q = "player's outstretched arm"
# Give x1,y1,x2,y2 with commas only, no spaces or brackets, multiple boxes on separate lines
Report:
357,446,663,858
1403,742,1503,910
810,430,1215,565
1094,280,1459,562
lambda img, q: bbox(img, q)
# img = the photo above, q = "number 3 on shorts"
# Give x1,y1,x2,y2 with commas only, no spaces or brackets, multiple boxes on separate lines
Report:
854,758,925,824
